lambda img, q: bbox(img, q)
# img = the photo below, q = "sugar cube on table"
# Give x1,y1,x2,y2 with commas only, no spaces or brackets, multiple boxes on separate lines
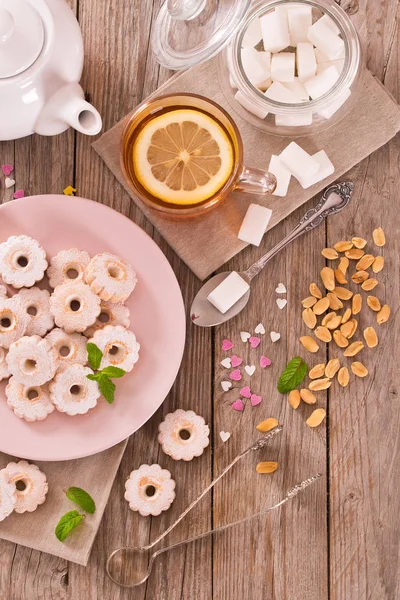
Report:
279,141,320,182
283,79,310,101
317,88,351,119
296,42,317,82
275,111,313,127
316,58,345,75
238,203,273,246
235,90,269,119
260,9,290,53
303,65,340,99
207,272,250,314
264,81,299,103
271,52,295,82
307,20,345,61
242,17,262,48
241,47,271,89
318,14,341,36
288,5,312,46
268,155,291,197
296,150,335,188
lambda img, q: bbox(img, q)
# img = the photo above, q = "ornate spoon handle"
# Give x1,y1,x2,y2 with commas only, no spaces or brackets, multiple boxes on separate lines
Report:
244,181,354,282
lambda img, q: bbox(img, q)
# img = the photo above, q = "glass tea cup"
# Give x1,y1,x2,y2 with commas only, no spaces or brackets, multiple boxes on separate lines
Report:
120,93,276,217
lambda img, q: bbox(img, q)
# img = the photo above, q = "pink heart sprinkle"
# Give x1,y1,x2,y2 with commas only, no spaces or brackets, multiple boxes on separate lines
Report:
239,386,252,398
249,336,261,349
232,399,244,412
231,355,242,368
1,164,13,176
13,189,24,199
251,394,262,407
229,369,242,381
222,339,234,351
260,356,272,368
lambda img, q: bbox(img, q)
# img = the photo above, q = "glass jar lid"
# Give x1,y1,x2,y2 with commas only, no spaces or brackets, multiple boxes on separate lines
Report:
0,0,44,79
152,0,251,70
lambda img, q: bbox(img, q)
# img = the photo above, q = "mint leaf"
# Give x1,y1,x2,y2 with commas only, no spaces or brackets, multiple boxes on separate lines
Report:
98,375,116,404
277,357,308,394
87,373,102,382
100,366,126,379
55,510,84,542
87,343,103,371
66,487,96,514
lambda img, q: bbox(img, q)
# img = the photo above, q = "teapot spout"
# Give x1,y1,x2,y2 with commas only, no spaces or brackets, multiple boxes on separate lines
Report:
35,83,102,136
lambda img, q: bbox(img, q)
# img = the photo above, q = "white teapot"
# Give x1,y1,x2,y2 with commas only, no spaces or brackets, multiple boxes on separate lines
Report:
0,0,102,140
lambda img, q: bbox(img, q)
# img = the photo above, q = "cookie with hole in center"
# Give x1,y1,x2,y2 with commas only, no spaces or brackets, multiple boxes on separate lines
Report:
0,235,47,288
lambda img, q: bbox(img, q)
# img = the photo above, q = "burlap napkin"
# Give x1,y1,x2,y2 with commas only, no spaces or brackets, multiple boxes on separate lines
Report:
93,57,400,280
0,440,126,565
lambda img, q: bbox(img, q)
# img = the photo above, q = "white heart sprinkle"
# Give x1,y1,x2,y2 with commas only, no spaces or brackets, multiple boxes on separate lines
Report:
270,331,281,342
275,283,287,294
245,365,256,376
5,178,15,189
254,323,265,335
219,431,231,442
221,381,232,392
240,331,251,343
276,298,287,310
221,357,232,369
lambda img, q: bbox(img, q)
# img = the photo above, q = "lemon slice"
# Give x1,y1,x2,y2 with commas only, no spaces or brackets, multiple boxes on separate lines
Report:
133,109,234,205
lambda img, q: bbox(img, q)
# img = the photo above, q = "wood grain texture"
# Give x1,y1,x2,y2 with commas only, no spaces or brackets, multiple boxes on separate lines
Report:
0,0,399,598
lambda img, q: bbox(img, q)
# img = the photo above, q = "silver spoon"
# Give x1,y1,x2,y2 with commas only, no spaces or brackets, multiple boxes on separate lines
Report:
191,181,354,327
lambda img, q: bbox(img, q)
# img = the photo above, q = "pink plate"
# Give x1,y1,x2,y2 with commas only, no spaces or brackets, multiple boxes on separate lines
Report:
0,195,186,461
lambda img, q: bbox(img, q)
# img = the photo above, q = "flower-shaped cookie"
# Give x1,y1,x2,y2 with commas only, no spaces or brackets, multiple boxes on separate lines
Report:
47,248,91,288
158,409,210,461
85,252,137,303
89,325,139,372
46,328,88,367
7,335,58,386
49,281,101,333
6,378,54,422
0,347,10,382
0,235,47,288
84,300,130,337
0,471,16,522
49,364,100,416
1,461,48,513
125,464,176,516
17,287,54,336
0,296,28,349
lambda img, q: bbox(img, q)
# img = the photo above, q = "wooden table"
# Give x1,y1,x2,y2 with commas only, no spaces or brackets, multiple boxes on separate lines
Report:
1,1,399,598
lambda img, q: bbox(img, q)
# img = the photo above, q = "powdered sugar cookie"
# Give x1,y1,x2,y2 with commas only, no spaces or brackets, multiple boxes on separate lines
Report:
89,325,139,372
85,252,137,303
47,248,91,288
124,464,176,516
0,235,47,288
49,281,101,333
6,378,54,422
84,300,130,337
46,328,87,366
1,461,47,513
0,347,10,381
49,364,100,416
158,409,210,461
0,471,16,521
17,287,54,336
0,296,28,349
7,335,58,386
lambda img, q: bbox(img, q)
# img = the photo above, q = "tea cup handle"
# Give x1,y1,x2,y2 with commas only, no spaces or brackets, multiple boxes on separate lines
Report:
235,166,277,195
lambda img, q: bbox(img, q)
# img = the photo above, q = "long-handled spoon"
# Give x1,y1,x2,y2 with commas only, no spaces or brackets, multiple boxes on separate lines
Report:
191,181,354,327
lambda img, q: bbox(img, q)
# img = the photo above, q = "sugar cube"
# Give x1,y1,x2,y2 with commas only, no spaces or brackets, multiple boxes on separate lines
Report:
296,42,317,82
238,203,273,246
271,52,295,82
317,88,351,119
316,58,345,75
275,111,313,127
288,5,312,46
242,17,262,48
296,150,335,189
268,155,291,196
207,272,250,314
318,14,341,36
283,79,310,101
303,66,340,99
264,81,299,104
241,47,271,89
279,141,320,182
307,20,345,61
260,9,290,53
314,46,345,64
235,90,269,119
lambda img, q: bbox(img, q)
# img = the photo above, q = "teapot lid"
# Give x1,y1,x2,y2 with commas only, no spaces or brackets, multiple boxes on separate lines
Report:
0,0,44,79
